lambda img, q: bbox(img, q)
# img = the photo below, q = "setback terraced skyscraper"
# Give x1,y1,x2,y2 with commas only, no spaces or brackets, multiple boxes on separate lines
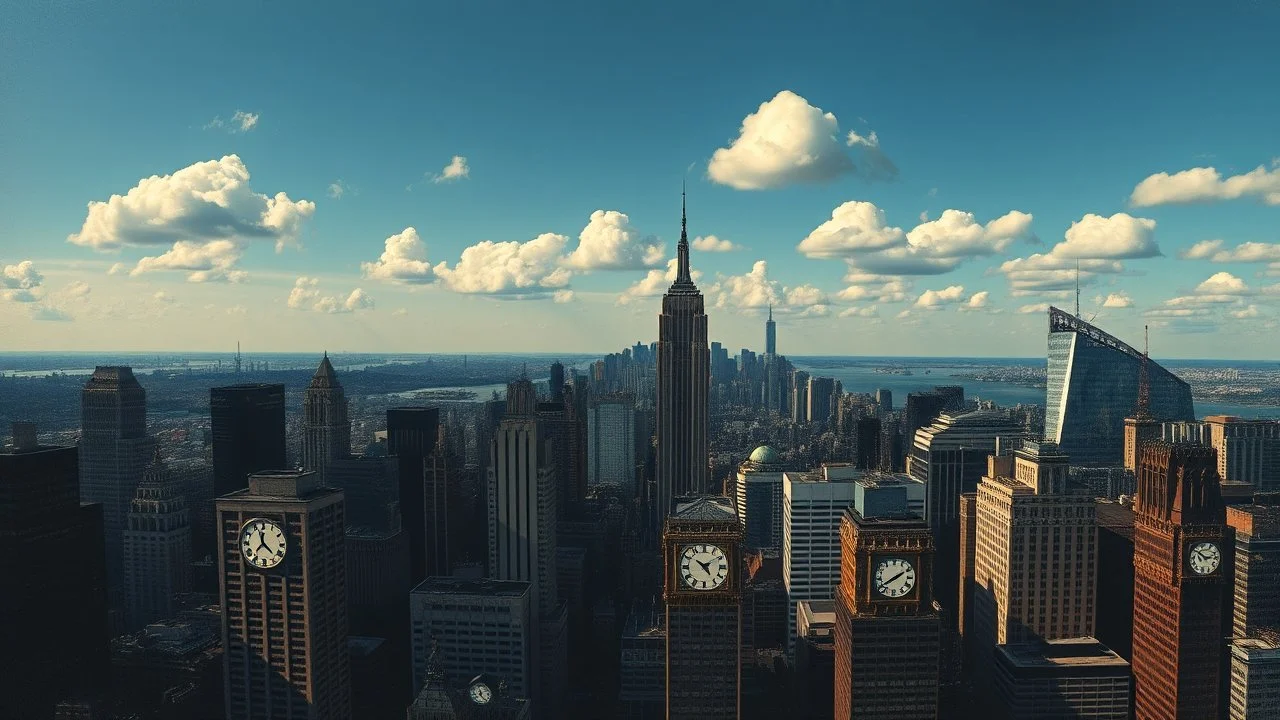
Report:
656,191,709,527
1045,307,1194,467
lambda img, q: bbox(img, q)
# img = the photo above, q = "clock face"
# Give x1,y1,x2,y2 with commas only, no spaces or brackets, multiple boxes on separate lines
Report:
240,518,287,569
1188,541,1221,575
873,557,917,599
679,543,729,590
469,682,492,705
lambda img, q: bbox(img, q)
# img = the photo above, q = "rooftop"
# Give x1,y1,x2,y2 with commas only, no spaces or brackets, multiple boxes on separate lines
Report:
411,576,531,598
673,495,738,521
997,637,1129,670
748,445,781,465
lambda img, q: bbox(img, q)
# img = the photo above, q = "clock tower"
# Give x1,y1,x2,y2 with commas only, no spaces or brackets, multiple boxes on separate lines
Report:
1132,441,1227,718
663,496,742,720
834,477,941,719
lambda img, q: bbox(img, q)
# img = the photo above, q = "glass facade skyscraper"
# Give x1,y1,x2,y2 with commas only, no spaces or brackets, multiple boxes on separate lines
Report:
1044,307,1194,467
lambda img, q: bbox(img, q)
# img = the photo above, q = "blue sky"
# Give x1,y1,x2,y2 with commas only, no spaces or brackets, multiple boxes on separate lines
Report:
3,1,1280,358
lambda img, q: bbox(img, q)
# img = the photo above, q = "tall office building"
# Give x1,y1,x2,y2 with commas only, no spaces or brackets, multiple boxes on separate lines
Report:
806,376,836,426
782,467,858,653
210,383,286,497
663,496,742,719
908,410,1021,624
217,470,349,719
122,451,192,629
875,388,892,412
855,417,881,470
970,441,1098,692
834,479,941,719
791,370,810,423
587,393,636,490
548,360,565,403
735,445,786,552
765,304,777,356
301,353,351,484
1225,499,1280,719
488,386,567,716
1045,307,1194,467
656,192,710,526
1228,636,1280,720
1132,442,1227,718
1206,415,1280,489
1,426,110,719
795,600,836,720
409,577,533,699
80,366,154,620
387,406,440,584
902,390,953,448
619,600,666,719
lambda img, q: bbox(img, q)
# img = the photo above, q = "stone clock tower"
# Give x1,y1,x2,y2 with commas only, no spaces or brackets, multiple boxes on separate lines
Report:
834,477,941,719
663,496,742,720
1132,441,1227,718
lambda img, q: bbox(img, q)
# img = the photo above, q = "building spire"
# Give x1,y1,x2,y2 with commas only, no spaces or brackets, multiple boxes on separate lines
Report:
1137,324,1151,416
676,182,692,284
1074,259,1080,318
768,303,772,321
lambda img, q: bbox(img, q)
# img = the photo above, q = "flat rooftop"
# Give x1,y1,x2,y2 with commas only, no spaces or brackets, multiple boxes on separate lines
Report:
998,637,1129,671
411,576,531,598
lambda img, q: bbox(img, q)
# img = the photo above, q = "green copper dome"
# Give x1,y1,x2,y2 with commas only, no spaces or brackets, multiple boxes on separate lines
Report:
749,445,781,464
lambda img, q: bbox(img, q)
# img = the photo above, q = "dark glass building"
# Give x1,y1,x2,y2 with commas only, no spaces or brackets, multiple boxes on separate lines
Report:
1045,307,1195,467
210,383,286,497
387,406,440,585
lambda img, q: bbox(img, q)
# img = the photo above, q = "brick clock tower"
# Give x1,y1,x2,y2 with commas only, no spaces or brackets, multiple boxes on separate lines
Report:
834,491,941,719
663,496,742,720
1132,441,1227,719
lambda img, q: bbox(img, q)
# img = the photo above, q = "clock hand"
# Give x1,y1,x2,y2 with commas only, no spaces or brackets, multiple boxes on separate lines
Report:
696,559,711,574
884,570,906,586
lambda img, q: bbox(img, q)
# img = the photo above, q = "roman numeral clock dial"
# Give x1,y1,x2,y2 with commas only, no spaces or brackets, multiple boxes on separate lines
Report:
240,518,288,570
679,543,729,590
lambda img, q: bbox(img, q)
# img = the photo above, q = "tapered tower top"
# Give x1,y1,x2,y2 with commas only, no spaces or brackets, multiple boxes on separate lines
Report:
309,352,341,389
671,185,698,291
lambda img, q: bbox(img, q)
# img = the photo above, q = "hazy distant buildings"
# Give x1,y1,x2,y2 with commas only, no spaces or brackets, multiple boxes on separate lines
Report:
1,426,109,719
210,383,286,497
588,393,636,491
1045,307,1194,467
217,470,350,719
301,353,351,484
80,366,155,620
656,195,710,526
791,370,810,423
122,451,191,630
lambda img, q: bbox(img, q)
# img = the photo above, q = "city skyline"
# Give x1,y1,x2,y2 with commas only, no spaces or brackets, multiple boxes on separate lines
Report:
5,3,1280,359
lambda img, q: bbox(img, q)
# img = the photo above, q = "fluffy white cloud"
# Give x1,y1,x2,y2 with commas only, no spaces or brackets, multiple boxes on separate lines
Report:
130,239,247,283
710,260,781,310
564,210,664,270
153,291,175,304
67,155,315,275
433,155,470,183
362,227,435,284
64,281,91,299
1053,213,1159,259
1180,238,1280,263
1017,303,1050,315
617,258,705,305
707,90,893,190
915,285,966,308
2,260,43,302
838,305,878,318
1230,305,1263,319
691,235,740,252
844,130,898,182
836,275,911,304
1131,162,1280,207
1143,307,1213,319
1100,293,1133,308
785,284,829,307
964,291,990,309
798,201,1034,275
1195,271,1251,296
288,277,374,313
434,232,571,295
997,254,1123,297
553,290,575,304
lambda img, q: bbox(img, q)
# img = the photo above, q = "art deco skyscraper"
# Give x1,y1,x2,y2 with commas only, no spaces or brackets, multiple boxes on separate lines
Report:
80,366,155,620
301,353,352,484
1132,442,1227,718
217,470,350,719
656,191,710,525
122,450,192,629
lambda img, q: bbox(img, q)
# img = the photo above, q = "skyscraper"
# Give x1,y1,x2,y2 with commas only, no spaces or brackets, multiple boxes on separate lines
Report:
765,304,777,356
301,353,352,484
663,496,742,719
1,425,109,718
1046,307,1194,467
548,361,565,403
1123,327,1161,475
791,370,810,423
806,376,836,426
387,406,441,584
834,479,941,719
1131,442,1227,718
735,445,786,552
783,467,858,654
80,366,154,620
1225,499,1280,719
210,383,286,497
488,381,567,716
122,450,192,629
217,470,350,719
656,191,710,527
1206,415,1280,489
587,393,636,491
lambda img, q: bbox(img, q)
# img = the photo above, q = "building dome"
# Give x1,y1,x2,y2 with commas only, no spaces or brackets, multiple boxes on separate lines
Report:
749,445,781,465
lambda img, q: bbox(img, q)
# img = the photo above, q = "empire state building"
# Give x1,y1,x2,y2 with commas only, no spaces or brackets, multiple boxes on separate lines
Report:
656,191,710,531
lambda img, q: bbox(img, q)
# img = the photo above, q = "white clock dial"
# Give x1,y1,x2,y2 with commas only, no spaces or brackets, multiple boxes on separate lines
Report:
678,543,729,590
240,518,287,569
469,682,492,705
873,557,917,599
1188,541,1221,575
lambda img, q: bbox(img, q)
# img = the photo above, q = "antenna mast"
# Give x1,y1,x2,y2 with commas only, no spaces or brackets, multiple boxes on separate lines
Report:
1074,260,1080,318
1137,324,1150,416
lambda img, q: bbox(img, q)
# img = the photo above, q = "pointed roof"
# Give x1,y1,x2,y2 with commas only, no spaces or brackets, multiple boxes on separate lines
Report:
139,446,166,486
670,184,698,291
674,495,737,521
309,352,341,389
